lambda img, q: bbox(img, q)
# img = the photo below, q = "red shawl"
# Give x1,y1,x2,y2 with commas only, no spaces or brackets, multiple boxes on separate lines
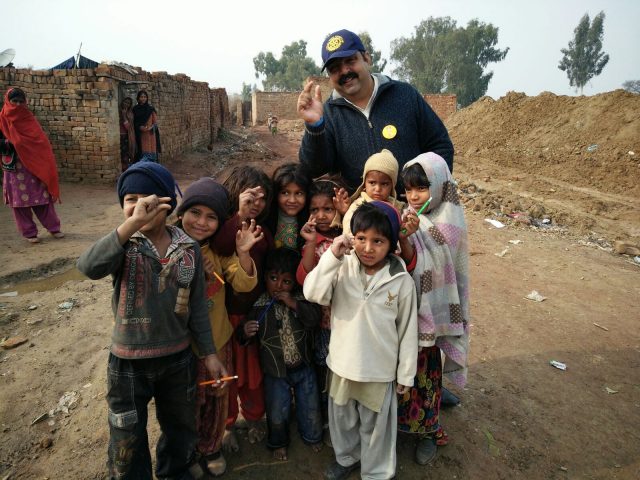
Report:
0,88,60,201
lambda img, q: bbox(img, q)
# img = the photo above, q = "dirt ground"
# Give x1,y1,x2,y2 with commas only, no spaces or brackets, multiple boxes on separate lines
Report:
1,91,639,480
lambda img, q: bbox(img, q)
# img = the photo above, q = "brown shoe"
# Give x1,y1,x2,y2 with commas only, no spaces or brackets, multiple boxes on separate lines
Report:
27,237,40,244
51,232,65,239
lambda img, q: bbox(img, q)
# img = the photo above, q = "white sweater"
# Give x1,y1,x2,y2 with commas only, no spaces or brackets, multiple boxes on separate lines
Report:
303,250,418,387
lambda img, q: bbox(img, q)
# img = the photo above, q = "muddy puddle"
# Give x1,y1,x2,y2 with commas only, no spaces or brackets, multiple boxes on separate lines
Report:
0,267,86,296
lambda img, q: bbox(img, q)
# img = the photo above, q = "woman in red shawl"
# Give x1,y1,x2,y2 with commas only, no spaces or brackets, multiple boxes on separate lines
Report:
0,88,64,243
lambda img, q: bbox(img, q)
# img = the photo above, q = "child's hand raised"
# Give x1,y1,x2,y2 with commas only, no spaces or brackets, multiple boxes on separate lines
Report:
131,195,172,226
238,187,264,220
332,187,351,216
399,211,419,239
300,216,317,244
244,320,259,338
117,194,172,245
330,234,354,259
236,219,263,254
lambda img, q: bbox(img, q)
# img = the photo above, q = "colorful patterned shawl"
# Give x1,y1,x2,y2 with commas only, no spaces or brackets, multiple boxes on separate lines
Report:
403,152,470,387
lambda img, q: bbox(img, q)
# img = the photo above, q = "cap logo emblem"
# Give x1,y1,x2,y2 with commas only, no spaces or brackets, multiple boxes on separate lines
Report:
326,35,344,52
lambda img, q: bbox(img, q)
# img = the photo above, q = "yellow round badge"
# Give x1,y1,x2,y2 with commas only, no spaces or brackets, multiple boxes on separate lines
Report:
382,125,397,140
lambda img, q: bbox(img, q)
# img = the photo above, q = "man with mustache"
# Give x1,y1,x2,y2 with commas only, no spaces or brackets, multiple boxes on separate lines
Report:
297,29,454,196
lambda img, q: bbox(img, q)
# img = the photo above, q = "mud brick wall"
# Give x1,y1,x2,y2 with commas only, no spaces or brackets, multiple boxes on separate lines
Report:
111,67,228,158
210,88,230,142
235,100,252,126
306,76,333,105
423,94,457,121
251,91,300,125
236,101,243,126
0,67,120,183
0,65,229,184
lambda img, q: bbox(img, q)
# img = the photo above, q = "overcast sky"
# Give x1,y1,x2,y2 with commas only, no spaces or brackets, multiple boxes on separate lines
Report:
4,0,639,99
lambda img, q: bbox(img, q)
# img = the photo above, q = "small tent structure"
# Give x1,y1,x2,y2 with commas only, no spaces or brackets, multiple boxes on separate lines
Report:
51,54,98,70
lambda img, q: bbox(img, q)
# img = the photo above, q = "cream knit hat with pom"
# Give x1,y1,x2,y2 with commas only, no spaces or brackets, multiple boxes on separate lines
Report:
352,149,399,200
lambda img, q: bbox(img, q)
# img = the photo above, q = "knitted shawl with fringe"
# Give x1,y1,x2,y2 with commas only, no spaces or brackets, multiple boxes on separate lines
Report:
403,152,470,387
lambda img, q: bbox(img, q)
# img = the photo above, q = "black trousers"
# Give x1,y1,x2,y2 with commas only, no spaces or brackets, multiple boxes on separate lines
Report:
106,349,197,480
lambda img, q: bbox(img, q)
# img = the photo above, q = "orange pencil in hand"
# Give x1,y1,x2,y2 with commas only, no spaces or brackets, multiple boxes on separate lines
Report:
199,375,238,386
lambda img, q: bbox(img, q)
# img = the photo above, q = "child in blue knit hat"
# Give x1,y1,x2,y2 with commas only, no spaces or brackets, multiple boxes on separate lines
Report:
77,162,227,479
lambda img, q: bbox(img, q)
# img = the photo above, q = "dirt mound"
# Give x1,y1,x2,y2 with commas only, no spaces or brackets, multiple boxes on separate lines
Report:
448,89,639,196
447,90,640,241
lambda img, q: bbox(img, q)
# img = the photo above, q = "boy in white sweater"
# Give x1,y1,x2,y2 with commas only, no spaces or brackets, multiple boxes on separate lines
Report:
303,201,418,480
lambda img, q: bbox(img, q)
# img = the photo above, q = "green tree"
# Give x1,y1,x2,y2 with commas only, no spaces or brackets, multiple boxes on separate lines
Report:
253,40,321,91
358,31,387,73
390,17,508,107
558,11,609,94
240,82,255,101
622,80,640,94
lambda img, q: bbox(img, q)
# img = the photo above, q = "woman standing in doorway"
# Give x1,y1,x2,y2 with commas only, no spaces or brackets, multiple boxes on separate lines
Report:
0,87,64,243
119,97,136,171
132,90,161,162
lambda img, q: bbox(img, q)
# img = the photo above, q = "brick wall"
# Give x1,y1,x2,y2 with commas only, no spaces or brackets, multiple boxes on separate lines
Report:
0,67,120,183
251,91,301,126
250,76,457,125
423,94,457,121
0,65,229,183
305,76,333,104
209,88,230,143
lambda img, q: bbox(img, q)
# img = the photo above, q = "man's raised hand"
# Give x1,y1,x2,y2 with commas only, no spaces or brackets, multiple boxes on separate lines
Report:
297,80,324,124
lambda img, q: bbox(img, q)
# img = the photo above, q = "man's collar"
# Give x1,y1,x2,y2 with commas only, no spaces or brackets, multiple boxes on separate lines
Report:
330,73,390,103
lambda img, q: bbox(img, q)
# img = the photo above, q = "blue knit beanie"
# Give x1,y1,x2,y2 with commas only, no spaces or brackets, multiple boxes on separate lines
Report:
117,162,178,213
350,200,401,249
370,200,401,248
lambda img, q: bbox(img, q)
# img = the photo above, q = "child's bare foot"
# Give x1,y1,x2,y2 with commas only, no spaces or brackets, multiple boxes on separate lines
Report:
273,447,288,460
247,420,265,444
311,442,323,453
204,451,227,476
222,427,239,453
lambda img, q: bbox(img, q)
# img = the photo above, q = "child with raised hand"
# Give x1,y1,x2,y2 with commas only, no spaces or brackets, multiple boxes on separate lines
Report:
304,201,418,480
77,162,227,480
239,247,323,461
267,162,310,251
341,149,405,236
296,173,348,429
397,152,470,466
175,177,262,477
213,166,274,451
